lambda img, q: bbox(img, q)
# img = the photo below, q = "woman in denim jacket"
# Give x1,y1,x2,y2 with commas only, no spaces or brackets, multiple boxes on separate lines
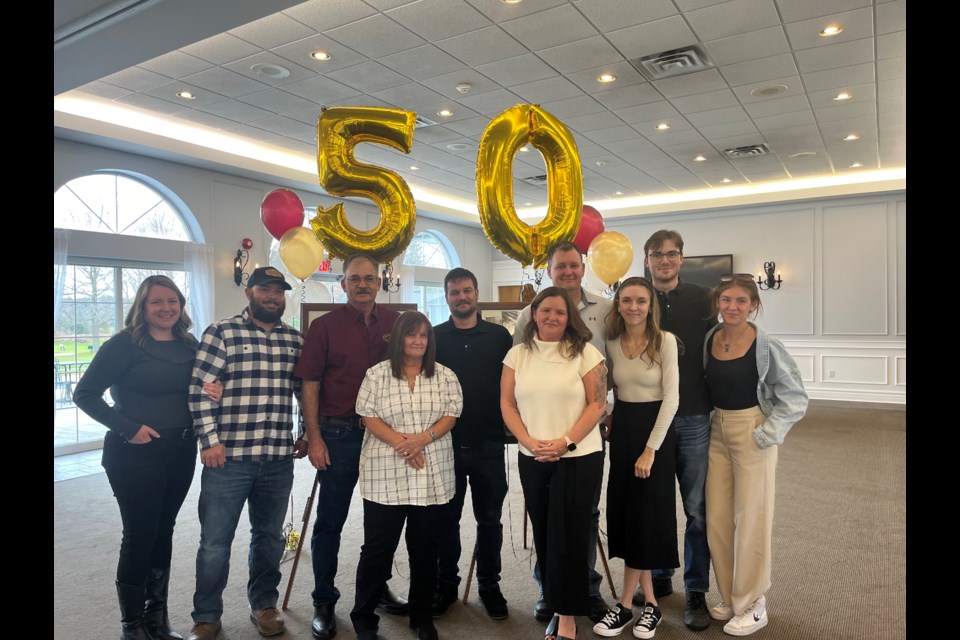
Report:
701,275,808,637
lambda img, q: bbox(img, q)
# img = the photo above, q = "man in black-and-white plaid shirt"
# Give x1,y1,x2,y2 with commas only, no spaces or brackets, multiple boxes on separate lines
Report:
186,266,303,640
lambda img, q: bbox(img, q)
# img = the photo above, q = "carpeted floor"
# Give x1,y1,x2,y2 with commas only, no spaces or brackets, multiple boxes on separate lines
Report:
54,401,905,640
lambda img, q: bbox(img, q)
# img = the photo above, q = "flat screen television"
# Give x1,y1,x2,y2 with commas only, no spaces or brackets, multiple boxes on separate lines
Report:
644,254,733,290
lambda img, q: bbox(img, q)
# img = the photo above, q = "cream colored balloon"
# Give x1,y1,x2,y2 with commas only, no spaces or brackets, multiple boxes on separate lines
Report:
278,227,324,280
587,231,634,286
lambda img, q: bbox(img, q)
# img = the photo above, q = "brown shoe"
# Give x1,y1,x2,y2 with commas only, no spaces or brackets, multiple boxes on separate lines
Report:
186,621,221,640
250,607,286,637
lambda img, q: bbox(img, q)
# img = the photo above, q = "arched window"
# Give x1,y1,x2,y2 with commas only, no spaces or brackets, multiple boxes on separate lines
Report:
403,231,457,269
402,230,459,325
54,172,196,241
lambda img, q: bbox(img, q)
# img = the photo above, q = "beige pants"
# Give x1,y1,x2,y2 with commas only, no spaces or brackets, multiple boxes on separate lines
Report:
706,406,777,616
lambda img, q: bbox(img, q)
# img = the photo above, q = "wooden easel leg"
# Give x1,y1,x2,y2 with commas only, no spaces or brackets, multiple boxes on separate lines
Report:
597,537,617,601
282,475,318,611
461,542,478,604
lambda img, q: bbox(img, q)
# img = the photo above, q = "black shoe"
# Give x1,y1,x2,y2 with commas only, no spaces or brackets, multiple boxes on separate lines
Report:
544,614,559,640
411,620,439,640
143,568,183,640
311,604,337,639
478,585,508,620
432,588,458,618
588,593,610,624
632,577,674,606
116,581,150,640
534,592,554,622
684,591,710,631
376,588,409,616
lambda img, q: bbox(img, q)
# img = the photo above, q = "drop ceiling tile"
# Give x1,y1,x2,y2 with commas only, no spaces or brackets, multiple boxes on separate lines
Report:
877,32,906,59
410,125,463,145
670,88,739,114
537,36,626,74
181,33,263,66
761,123,821,143
325,61,409,93
444,116,491,137
222,123,285,143
733,76,803,103
878,78,905,99
454,87,524,116
785,7,874,50
229,12,316,49
466,0,568,22
817,115,877,136
720,53,799,87
563,110,626,132
876,0,906,34
199,98,275,123
614,101,680,125
539,95,606,119
143,82,227,108
117,92,192,115
631,116,696,135
512,76,585,103
606,16,698,60
703,26,790,66
591,83,662,110
271,34,369,74
434,26,528,66
420,69,501,100
138,51,214,79
500,4,598,51
379,44,467,81
686,0,781,42
282,0,378,31
645,128,709,147
386,0,491,41
238,88,318,115
223,51,317,87
573,0,678,32
602,137,657,155
102,67,174,92
675,0,732,8
742,94,811,118
708,133,769,151
584,126,645,145
182,67,271,98
251,115,317,141
802,63,875,92
374,83,447,109
696,120,759,139
325,13,426,58
775,0,871,22
73,81,133,100
651,69,729,99
476,54,558,87
795,38,874,72
416,101,482,123
282,75,363,105
173,110,239,130
813,100,877,121
686,105,750,127
878,57,905,81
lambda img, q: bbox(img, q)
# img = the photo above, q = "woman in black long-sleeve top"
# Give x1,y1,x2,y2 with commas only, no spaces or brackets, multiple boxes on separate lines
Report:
74,275,215,640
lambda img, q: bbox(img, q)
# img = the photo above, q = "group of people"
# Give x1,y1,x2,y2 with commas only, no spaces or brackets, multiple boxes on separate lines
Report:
73,229,807,640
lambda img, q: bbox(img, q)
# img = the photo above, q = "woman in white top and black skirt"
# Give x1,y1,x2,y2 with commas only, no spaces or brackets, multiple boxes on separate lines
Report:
592,277,680,640
501,287,608,640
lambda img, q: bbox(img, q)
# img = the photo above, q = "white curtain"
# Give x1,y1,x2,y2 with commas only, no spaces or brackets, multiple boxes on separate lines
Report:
54,228,70,326
184,242,215,336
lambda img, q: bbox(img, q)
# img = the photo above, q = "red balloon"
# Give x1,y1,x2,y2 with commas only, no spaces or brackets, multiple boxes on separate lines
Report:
573,205,604,254
261,189,305,240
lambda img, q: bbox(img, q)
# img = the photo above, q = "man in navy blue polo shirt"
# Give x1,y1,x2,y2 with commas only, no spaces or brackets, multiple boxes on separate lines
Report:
432,268,513,621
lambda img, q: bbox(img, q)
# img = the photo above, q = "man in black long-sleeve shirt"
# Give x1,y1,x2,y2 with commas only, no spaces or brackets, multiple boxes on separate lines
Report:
432,267,513,620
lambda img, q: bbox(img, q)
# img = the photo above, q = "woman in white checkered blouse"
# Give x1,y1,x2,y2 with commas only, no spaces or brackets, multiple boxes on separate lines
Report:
351,311,463,640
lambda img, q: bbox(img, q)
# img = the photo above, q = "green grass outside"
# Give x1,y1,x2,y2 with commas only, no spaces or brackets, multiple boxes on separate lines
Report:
53,341,98,364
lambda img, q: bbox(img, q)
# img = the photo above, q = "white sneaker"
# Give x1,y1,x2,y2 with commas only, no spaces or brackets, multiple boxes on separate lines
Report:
710,601,734,621
723,596,767,636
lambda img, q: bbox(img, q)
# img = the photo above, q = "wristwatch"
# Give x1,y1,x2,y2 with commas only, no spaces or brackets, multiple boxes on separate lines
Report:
564,436,577,452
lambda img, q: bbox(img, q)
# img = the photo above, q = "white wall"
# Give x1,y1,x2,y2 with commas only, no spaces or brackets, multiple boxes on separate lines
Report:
54,138,497,322
492,193,906,404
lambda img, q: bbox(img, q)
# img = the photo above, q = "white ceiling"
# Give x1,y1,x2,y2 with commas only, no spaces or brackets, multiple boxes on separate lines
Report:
54,0,906,221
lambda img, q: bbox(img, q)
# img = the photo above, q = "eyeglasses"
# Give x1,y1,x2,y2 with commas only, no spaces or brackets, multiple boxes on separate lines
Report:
719,273,757,283
647,250,682,261
345,275,378,286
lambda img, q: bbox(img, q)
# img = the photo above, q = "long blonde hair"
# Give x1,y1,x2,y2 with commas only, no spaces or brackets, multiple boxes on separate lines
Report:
605,277,664,367
124,275,196,347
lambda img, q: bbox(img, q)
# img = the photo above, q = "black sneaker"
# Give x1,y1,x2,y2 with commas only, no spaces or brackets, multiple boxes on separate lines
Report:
588,594,611,623
684,591,710,631
478,585,508,620
432,588,458,618
632,603,662,639
592,603,634,637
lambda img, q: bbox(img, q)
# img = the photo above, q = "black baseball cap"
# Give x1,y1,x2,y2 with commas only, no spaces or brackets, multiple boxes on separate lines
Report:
247,266,292,290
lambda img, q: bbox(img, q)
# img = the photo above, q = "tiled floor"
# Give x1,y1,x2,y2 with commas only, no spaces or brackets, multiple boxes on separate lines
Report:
54,449,103,483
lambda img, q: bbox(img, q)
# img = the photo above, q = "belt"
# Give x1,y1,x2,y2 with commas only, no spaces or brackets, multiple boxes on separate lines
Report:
320,415,363,428
153,427,195,440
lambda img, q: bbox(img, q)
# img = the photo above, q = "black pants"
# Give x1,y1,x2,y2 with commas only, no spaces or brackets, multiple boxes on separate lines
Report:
102,429,197,584
519,452,603,616
436,442,508,590
351,500,445,633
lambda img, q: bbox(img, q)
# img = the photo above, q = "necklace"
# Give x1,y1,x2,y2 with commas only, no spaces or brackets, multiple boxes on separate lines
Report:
620,335,648,360
720,326,751,352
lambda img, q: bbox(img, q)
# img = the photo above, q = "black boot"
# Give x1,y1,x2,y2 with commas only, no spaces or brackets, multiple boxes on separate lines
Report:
144,568,183,640
116,581,151,640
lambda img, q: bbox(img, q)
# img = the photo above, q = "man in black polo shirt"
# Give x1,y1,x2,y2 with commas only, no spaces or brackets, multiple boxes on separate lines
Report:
432,267,513,620
637,230,718,632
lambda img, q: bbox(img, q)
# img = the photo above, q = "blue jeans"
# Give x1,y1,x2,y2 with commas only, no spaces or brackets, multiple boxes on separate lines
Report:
311,418,364,606
437,442,508,590
532,448,603,597
653,413,711,592
192,457,294,622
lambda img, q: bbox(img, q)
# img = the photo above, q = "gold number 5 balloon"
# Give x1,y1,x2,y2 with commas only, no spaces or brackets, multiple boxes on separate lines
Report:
476,104,583,268
311,107,417,264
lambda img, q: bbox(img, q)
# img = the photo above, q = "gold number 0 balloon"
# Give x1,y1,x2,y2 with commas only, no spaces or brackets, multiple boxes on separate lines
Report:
476,104,583,268
311,107,417,264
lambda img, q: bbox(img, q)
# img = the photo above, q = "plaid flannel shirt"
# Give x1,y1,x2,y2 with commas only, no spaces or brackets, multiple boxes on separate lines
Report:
189,308,303,461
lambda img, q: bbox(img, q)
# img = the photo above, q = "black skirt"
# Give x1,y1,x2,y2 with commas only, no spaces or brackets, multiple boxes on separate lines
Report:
606,399,680,570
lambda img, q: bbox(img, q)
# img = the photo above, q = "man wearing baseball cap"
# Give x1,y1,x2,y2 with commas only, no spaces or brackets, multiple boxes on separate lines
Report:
186,266,304,640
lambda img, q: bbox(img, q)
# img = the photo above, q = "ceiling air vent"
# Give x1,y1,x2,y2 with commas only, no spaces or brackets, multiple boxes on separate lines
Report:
522,174,549,186
723,144,771,159
630,45,714,80
415,115,437,128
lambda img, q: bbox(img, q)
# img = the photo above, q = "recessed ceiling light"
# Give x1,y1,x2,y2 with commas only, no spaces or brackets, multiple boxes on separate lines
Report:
519,146,530,152
615,191,624,195
595,160,608,167
751,84,789,97
849,162,864,168
820,24,843,37
409,165,420,171
788,151,817,158
844,134,860,141
502,0,523,4
437,109,454,117
446,142,470,151
524,202,532,206
721,178,732,183
310,51,331,61
176,91,196,100
597,73,616,83
251,63,290,79
833,92,852,101
656,123,671,131
694,155,707,162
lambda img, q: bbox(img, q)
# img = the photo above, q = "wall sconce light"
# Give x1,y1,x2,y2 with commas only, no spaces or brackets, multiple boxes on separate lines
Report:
382,264,401,293
757,261,782,290
234,238,253,286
